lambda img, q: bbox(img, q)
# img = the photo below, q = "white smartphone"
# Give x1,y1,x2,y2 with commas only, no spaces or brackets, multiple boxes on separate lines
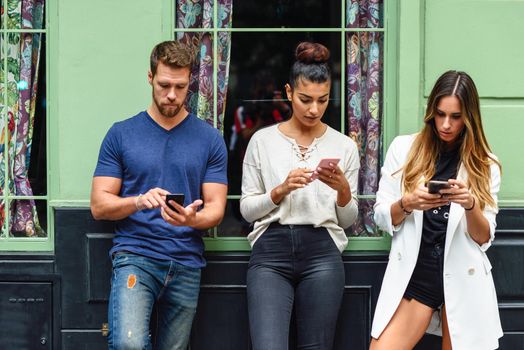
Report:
310,158,341,180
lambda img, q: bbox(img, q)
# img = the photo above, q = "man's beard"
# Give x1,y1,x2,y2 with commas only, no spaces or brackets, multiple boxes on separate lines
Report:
153,94,182,118
159,103,182,118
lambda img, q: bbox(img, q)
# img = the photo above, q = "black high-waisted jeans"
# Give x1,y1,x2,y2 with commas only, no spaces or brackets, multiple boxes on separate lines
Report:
247,223,345,350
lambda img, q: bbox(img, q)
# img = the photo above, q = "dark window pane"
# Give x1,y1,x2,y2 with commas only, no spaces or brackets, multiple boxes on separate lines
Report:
29,34,47,196
232,0,341,28
224,32,342,198
346,0,384,28
217,199,251,237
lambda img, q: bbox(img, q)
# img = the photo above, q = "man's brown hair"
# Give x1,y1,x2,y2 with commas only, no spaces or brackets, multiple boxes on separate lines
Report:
150,40,196,76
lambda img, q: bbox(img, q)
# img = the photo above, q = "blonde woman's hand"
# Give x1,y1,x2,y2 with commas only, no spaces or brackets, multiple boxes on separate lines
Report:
439,179,475,210
402,183,449,212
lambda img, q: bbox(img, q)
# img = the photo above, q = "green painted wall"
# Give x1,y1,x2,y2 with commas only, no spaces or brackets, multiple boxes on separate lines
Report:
50,0,170,205
50,0,523,205
397,0,524,206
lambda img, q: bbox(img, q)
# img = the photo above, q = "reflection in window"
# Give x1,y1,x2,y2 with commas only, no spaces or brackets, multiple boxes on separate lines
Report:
218,199,251,237
221,32,341,237
174,1,389,239
232,0,340,28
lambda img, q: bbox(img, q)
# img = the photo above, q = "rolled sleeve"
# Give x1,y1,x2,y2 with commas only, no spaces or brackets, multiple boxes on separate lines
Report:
373,136,406,236
336,159,359,228
478,161,501,251
336,197,358,229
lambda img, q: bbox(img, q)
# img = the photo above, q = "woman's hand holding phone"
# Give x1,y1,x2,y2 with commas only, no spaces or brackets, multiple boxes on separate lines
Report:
313,158,353,206
271,168,314,204
427,180,452,194
438,179,475,210
311,158,340,180
402,183,450,211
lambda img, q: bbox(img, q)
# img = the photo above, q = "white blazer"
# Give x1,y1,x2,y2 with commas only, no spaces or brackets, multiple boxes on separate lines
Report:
371,135,503,350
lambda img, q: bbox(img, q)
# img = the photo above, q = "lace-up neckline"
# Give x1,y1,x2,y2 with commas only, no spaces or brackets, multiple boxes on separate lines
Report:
276,124,328,162
294,143,315,161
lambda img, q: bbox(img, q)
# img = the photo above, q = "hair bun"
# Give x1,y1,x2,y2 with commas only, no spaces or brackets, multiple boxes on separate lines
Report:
295,42,330,64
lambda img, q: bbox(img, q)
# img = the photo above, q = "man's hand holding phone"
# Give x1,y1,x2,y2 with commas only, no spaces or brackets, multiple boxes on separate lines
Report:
165,194,185,212
161,193,203,227
136,187,170,211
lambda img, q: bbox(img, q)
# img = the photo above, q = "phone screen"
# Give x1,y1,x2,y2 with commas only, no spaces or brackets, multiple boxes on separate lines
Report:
166,194,185,212
427,180,451,194
311,158,340,180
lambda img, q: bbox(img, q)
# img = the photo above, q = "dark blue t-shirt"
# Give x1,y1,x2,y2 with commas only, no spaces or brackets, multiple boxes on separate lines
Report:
94,111,228,268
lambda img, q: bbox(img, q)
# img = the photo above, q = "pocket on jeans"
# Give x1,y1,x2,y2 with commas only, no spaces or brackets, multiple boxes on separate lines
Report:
111,251,135,268
317,228,341,255
248,232,278,267
250,231,273,254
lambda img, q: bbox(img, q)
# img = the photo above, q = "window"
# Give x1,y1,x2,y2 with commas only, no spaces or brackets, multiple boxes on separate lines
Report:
0,0,48,250
174,0,397,250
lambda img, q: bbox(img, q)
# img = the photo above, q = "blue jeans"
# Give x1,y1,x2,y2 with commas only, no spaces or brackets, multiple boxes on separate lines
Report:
247,224,345,350
108,252,201,350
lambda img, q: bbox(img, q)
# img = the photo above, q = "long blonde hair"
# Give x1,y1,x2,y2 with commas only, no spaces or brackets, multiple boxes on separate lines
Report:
401,71,501,210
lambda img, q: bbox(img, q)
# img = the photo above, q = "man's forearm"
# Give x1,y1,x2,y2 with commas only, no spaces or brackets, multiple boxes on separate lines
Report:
91,192,139,221
191,204,225,230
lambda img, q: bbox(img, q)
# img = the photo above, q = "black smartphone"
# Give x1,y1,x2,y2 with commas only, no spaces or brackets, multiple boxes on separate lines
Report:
427,180,452,194
165,193,185,212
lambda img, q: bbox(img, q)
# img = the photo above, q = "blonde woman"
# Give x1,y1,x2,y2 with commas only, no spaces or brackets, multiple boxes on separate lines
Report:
370,71,502,350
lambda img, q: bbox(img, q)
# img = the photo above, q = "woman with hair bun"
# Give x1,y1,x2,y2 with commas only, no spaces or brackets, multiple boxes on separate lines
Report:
370,71,503,349
240,42,360,349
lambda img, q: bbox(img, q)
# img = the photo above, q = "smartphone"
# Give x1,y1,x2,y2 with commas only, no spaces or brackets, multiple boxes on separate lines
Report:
166,193,185,212
427,180,452,194
310,158,341,180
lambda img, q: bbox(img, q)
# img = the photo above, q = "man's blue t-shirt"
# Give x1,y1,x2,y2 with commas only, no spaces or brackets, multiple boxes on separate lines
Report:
94,111,228,268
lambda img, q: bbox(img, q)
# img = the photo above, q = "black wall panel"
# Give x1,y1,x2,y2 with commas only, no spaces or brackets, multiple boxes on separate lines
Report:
0,276,60,350
55,209,113,330
191,287,250,349
0,282,53,349
1,207,522,349
61,331,108,350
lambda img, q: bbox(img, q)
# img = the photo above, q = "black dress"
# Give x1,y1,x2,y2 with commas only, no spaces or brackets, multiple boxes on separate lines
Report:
403,149,461,309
